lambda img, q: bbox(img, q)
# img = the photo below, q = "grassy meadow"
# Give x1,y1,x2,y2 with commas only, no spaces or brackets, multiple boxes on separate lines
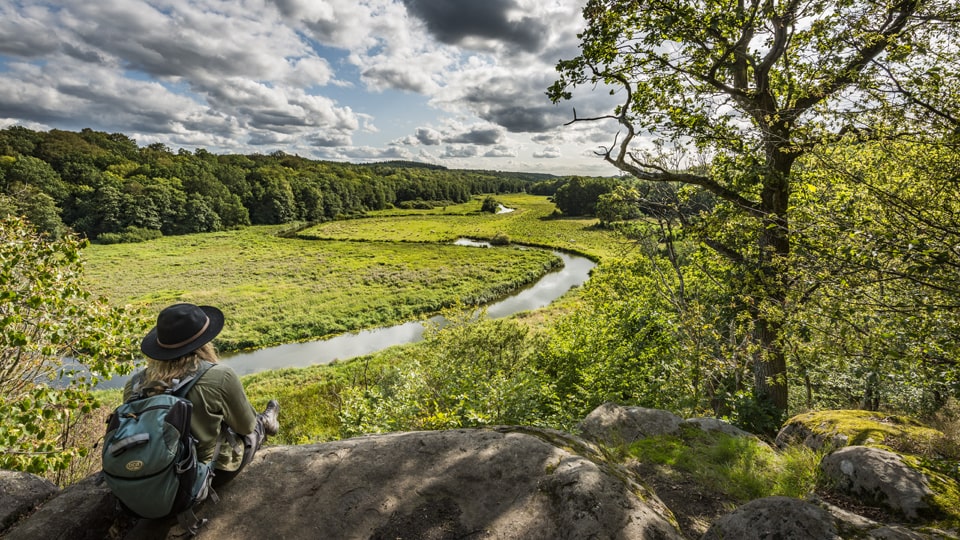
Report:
81,194,626,353
66,193,630,478
302,193,634,262
84,230,558,352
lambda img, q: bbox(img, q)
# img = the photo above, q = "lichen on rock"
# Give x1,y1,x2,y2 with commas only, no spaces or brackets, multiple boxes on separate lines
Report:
776,410,943,453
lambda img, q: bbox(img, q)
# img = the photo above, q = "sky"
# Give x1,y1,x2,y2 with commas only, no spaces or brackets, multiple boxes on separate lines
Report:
0,0,626,176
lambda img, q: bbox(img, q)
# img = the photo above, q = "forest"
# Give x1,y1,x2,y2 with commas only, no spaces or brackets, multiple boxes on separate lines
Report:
0,126,547,242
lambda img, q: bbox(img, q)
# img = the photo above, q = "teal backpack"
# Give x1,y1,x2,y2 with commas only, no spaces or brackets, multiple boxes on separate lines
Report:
101,362,218,533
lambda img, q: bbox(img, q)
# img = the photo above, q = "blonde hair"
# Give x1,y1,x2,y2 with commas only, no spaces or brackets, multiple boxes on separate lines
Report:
144,342,219,385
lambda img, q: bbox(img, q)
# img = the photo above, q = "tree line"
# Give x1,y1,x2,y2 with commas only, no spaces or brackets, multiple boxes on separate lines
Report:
0,127,545,242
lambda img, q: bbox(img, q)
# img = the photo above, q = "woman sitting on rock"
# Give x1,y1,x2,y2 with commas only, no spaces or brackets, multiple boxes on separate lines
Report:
124,302,280,486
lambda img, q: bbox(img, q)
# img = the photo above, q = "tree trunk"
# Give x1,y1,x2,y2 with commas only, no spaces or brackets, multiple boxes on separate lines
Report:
752,138,794,417
754,312,788,412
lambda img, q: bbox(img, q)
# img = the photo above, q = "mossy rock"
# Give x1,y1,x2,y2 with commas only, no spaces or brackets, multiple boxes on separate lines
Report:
776,409,943,454
784,411,960,528
900,453,960,528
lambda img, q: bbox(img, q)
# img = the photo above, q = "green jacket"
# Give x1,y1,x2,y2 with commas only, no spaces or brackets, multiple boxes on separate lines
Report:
122,363,258,472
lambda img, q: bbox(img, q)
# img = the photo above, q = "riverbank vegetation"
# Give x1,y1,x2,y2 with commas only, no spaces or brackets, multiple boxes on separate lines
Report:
82,220,564,353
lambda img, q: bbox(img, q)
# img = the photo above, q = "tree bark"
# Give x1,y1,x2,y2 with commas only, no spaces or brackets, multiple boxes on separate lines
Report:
752,129,794,415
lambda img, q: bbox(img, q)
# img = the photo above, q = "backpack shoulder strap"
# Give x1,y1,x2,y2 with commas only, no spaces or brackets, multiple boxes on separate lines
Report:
170,361,215,398
170,362,226,466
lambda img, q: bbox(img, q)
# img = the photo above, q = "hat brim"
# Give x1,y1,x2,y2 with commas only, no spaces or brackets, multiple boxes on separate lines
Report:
140,305,224,361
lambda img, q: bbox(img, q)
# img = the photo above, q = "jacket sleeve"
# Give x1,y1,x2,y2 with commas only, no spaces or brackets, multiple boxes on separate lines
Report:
214,365,259,436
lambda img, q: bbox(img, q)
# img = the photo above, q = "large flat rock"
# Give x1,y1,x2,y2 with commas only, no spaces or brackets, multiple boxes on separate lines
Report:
5,427,683,539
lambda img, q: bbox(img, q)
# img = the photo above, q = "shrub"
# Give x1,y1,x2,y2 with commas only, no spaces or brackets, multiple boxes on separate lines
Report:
490,232,510,245
481,196,500,213
96,226,163,244
338,311,547,436
0,216,144,481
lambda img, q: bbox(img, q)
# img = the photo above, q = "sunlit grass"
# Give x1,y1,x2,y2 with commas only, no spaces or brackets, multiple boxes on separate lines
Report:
629,427,821,501
66,194,634,483
82,194,633,353
302,194,634,262
82,224,561,352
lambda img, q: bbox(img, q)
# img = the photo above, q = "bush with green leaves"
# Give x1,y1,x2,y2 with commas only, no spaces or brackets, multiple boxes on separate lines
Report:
95,226,163,244
0,216,143,477
337,311,547,436
480,196,500,213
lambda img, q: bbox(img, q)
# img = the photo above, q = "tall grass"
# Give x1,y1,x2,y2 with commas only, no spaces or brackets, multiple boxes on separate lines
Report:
629,428,821,501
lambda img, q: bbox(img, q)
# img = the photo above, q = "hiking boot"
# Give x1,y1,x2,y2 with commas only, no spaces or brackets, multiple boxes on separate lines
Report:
259,400,280,437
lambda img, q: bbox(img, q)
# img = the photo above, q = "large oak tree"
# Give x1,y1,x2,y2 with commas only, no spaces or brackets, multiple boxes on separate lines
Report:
550,0,960,416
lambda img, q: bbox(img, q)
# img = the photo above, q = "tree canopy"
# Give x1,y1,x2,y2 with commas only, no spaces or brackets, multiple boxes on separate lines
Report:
0,127,545,242
0,216,142,476
550,0,960,420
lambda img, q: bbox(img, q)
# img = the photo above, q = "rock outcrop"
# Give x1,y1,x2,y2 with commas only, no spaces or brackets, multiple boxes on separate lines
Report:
703,496,844,540
821,446,934,520
4,406,958,539
3,426,683,540
702,495,946,540
0,470,58,531
577,402,683,445
577,403,755,447
776,410,943,452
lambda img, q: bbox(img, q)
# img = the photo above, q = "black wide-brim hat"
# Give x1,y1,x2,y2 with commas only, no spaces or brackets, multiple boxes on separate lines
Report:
140,303,224,361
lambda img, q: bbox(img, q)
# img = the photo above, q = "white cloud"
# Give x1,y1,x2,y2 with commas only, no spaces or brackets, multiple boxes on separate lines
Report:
484,145,517,158
415,127,442,145
533,146,561,159
0,0,624,175
441,145,479,158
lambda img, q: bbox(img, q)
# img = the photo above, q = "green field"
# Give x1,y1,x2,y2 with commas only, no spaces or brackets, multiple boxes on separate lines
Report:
81,194,619,352
302,193,630,262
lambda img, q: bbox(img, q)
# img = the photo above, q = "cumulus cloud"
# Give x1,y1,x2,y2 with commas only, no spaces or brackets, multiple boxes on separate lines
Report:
531,133,561,144
361,66,434,94
401,0,547,53
434,59,598,134
307,132,354,147
0,0,614,174
484,145,517,158
533,146,561,159
415,127,443,145
446,126,503,145
441,145,479,158
0,7,60,57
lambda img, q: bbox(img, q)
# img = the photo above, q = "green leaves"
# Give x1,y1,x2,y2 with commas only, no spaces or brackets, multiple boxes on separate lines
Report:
337,311,547,436
785,140,960,415
552,0,960,417
0,216,143,477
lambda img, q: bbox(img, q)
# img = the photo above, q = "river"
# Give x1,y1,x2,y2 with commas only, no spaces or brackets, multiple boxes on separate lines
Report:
96,240,595,388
